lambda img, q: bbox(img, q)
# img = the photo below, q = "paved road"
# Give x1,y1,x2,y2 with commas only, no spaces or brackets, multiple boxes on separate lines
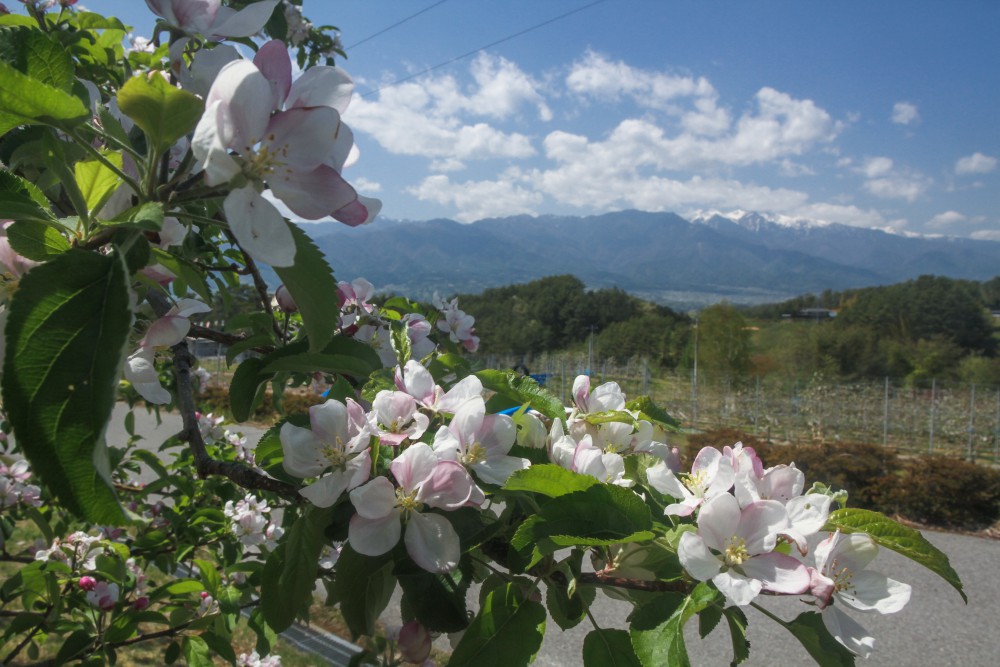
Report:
115,405,997,666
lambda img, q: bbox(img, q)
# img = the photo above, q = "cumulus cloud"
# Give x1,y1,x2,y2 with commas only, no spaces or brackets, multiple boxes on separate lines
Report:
955,152,997,175
864,176,928,202
862,156,894,178
566,50,716,110
348,53,544,164
891,101,919,125
971,229,1000,242
927,211,967,228
409,171,543,222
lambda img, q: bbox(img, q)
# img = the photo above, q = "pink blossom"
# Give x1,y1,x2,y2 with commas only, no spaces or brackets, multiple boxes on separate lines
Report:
394,360,483,414
78,576,97,591
145,0,279,40
431,396,527,486
678,493,810,607
274,284,297,313
371,391,429,447
646,446,735,516
85,581,120,611
398,621,432,664
348,443,482,572
571,375,626,414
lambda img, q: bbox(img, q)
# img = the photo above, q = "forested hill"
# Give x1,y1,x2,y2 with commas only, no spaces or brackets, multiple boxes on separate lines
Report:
304,210,1000,308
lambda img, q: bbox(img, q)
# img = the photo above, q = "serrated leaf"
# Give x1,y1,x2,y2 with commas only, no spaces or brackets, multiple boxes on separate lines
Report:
627,395,682,430
722,607,750,665
74,151,122,215
628,585,718,667
111,201,163,231
5,220,68,260
1,250,129,524
533,484,654,547
503,465,599,498
25,30,74,91
261,506,332,632
333,545,396,638
476,369,565,421
396,563,470,633
229,356,267,422
449,583,546,667
182,635,213,667
116,74,204,153
583,628,641,667
783,612,856,667
824,508,966,602
273,224,340,352
0,170,57,226
0,59,89,134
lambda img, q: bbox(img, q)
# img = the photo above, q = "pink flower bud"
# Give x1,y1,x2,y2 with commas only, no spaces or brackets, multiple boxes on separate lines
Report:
275,284,297,313
78,576,97,591
133,596,150,611
200,591,210,599
397,621,432,664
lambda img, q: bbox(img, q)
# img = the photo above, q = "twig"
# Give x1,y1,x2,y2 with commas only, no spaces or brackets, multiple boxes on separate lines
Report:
226,230,283,340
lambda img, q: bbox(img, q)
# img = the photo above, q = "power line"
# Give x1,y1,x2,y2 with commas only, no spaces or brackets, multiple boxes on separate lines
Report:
344,0,450,51
358,0,608,98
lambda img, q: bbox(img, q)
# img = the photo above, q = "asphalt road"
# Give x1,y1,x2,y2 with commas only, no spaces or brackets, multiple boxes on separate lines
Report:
112,405,998,667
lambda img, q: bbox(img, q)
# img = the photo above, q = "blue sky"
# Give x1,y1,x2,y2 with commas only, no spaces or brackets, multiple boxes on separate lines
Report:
87,1,999,238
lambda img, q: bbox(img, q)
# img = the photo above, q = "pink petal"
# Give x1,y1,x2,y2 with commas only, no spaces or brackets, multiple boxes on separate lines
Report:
206,60,272,153
697,493,741,552
253,39,291,109
348,477,396,520
269,164,359,220
288,65,355,113
209,0,279,38
416,460,478,510
742,552,811,595
405,512,460,573
390,442,438,491
333,196,380,227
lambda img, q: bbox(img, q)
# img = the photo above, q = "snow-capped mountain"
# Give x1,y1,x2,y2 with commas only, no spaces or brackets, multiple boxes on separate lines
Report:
296,210,1000,308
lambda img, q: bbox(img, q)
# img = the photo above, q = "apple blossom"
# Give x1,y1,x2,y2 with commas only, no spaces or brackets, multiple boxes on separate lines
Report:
807,531,912,658
678,494,810,607
432,396,528,485
394,359,483,414
85,581,119,611
572,374,627,414
647,445,735,516
145,0,280,40
348,443,482,572
397,620,433,664
280,399,373,508
371,390,430,447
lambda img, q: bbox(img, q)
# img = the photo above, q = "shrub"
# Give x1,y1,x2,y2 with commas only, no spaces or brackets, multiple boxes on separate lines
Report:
885,456,1000,529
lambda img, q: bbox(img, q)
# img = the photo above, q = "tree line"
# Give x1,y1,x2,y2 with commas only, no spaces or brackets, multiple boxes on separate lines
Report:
456,274,1000,386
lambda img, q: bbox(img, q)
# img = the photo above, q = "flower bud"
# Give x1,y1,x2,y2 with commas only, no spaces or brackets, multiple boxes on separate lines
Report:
133,596,150,611
397,620,432,664
275,284,297,313
78,575,97,591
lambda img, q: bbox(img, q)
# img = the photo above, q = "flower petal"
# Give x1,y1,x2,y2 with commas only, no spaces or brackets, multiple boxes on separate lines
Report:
822,606,875,658
712,570,762,607
349,477,396,520
741,552,810,595
300,471,352,508
279,422,326,478
209,0,279,38
405,512,460,573
349,511,401,557
678,532,721,582
838,571,911,614
287,65,355,113
223,186,296,267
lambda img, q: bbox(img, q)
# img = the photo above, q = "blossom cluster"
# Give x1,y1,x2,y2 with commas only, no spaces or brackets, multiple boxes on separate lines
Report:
0,459,41,510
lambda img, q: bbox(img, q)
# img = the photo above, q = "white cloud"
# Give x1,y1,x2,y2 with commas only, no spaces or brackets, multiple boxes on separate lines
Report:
864,176,928,202
891,101,919,125
955,152,997,175
971,229,1000,242
862,156,894,178
409,171,543,222
927,211,967,228
351,177,382,193
566,51,716,110
790,203,888,229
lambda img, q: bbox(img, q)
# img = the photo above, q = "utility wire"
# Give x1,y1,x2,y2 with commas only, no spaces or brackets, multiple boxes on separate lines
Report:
358,0,608,98
344,0,450,50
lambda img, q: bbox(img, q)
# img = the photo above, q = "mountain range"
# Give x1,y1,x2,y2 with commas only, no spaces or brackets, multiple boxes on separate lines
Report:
292,210,1000,309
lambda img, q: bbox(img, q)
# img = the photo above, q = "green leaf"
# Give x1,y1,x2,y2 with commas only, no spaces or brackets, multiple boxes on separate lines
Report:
149,248,211,300
229,357,267,422
273,223,341,352
583,628,642,667
0,169,58,225
626,395,681,430
476,369,566,421
628,585,718,667
54,629,94,665
530,484,654,548
824,508,966,603
261,352,376,379
5,220,68,261
261,506,332,632
1,249,129,524
333,545,396,638
74,151,122,215
396,564,470,633
25,30,74,92
116,74,204,153
449,583,546,667
503,464,598,498
722,607,750,665
783,612,856,667
111,201,164,231
182,635,214,667
0,59,89,134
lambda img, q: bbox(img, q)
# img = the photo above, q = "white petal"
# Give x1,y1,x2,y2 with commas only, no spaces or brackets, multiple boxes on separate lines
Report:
738,500,789,554
786,493,832,536
646,461,691,500
678,532,722,582
224,187,296,267
348,477,396,520
712,570,762,607
279,422,326,478
287,65,355,113
822,606,875,658
472,455,529,486
299,471,352,508
405,512,460,573
348,512,401,557
191,100,241,186
205,60,272,152
741,552,810,595
838,572,911,614
134,381,171,405
697,493,741,552
209,0,279,38
309,399,349,445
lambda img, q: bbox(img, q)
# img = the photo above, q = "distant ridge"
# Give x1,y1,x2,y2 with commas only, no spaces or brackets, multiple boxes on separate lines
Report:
298,210,1000,309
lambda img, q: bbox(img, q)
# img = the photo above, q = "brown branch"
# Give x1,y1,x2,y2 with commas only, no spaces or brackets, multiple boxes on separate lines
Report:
576,571,693,594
